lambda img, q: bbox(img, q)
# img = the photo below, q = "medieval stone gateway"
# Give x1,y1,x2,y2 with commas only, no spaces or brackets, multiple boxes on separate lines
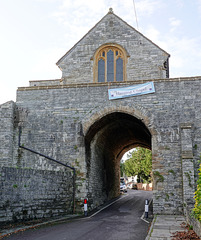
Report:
0,9,201,223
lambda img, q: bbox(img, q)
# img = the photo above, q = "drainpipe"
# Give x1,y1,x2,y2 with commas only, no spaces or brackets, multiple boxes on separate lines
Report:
18,126,76,214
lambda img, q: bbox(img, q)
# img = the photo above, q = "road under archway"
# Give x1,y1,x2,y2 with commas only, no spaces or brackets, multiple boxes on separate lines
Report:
85,112,152,210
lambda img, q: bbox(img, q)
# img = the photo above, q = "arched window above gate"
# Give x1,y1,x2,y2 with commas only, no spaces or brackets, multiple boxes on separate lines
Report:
93,44,128,83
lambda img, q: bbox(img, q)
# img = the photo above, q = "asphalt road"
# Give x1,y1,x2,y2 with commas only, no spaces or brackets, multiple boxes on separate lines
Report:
4,190,152,240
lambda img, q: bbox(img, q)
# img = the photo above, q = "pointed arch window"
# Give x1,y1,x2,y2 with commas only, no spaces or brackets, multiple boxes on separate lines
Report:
94,45,127,83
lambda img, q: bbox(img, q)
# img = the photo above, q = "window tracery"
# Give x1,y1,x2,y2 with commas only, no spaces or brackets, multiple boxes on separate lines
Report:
94,45,127,83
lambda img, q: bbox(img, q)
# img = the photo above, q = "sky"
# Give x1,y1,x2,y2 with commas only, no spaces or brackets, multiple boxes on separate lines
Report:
0,0,201,104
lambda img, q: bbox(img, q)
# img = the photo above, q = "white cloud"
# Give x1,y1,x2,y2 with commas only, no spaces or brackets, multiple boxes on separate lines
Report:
1,0,201,105
52,0,107,34
175,0,184,8
59,0,71,9
197,0,201,14
169,17,181,27
30,47,64,80
52,0,166,42
51,0,113,51
58,0,106,13
143,23,201,77
169,17,181,32
136,0,164,17
143,25,168,51
166,36,201,77
144,25,160,41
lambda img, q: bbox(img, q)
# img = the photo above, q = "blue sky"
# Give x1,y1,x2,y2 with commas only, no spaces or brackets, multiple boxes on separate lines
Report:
0,0,201,104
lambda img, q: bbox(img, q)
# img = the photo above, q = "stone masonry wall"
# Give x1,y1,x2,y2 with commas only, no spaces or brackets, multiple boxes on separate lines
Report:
57,12,169,84
0,101,15,167
0,167,73,223
15,77,201,215
1,10,200,223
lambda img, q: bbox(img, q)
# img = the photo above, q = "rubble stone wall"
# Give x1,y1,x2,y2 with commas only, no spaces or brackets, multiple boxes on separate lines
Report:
0,76,201,222
13,77,201,215
0,167,73,223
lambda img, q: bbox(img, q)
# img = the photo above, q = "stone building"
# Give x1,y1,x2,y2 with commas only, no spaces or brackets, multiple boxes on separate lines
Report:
0,8,201,223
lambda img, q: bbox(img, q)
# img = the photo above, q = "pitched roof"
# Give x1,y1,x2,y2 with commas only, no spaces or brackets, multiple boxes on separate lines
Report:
56,9,170,66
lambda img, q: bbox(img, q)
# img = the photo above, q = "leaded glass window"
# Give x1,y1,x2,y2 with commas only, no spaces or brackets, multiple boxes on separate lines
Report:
107,50,114,82
116,58,123,82
98,59,105,82
95,45,126,83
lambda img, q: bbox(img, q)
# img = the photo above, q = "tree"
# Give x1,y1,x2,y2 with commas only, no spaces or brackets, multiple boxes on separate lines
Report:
124,147,152,183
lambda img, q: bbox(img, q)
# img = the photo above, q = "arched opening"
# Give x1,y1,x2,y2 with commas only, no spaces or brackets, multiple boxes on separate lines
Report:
92,43,129,83
120,147,152,191
85,112,151,209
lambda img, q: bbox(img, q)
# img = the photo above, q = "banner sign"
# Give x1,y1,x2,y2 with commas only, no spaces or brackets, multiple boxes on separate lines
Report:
108,82,155,100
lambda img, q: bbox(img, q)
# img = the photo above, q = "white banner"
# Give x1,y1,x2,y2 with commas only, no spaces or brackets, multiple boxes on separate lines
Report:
108,82,155,100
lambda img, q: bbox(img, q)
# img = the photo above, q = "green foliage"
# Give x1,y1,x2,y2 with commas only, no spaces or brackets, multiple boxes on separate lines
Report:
185,172,192,188
165,193,169,201
123,147,152,183
168,169,176,176
153,171,164,182
194,144,198,150
189,225,193,230
193,160,201,222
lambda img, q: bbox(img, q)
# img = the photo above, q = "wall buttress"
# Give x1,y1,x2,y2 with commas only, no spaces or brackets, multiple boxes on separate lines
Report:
180,123,195,210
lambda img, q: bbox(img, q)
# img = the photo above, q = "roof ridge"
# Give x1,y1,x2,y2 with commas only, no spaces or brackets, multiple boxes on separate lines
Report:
56,9,170,66
56,10,112,66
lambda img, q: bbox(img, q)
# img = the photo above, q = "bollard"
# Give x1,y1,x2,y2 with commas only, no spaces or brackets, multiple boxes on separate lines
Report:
84,199,88,216
145,199,149,218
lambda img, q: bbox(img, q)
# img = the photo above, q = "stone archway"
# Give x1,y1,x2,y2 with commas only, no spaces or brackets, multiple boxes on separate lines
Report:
82,104,158,210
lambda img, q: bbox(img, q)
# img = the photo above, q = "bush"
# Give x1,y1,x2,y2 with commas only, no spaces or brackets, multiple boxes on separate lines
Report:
193,161,201,222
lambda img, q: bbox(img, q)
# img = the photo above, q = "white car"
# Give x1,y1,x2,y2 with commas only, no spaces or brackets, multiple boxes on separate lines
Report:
120,182,127,192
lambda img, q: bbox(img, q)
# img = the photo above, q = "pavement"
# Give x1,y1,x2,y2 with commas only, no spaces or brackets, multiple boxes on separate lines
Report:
145,214,187,240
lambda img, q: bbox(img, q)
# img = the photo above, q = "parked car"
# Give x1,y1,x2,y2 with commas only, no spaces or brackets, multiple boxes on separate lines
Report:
120,182,127,192
132,183,137,190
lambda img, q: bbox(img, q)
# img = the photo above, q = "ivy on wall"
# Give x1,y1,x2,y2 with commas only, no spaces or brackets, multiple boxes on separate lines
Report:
193,159,201,222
